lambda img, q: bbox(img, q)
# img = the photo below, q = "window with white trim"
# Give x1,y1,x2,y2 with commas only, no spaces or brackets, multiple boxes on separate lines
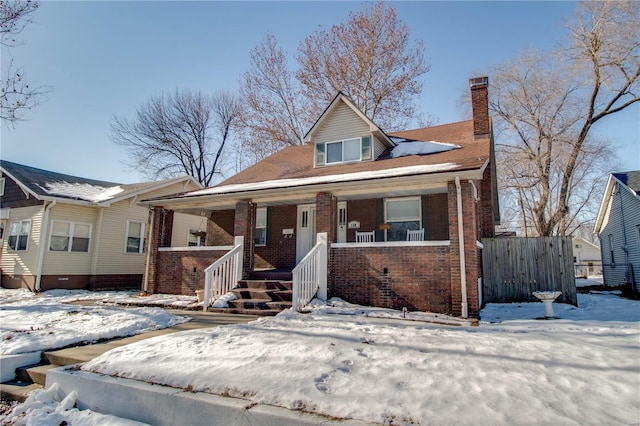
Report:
125,220,145,254
8,220,31,251
384,197,421,241
188,229,206,247
255,207,267,246
315,136,372,166
0,177,5,197
49,221,91,252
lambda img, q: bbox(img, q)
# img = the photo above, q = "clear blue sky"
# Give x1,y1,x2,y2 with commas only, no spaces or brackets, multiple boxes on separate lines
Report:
1,1,638,184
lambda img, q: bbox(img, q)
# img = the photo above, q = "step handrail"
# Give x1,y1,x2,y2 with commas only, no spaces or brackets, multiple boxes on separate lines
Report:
203,236,244,311
292,232,327,311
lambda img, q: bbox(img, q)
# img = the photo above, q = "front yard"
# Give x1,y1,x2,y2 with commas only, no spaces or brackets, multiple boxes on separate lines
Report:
2,287,639,425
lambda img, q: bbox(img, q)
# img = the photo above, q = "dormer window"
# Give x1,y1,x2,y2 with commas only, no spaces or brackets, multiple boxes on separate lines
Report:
315,136,372,166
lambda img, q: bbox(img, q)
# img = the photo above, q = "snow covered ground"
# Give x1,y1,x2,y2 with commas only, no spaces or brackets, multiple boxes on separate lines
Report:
2,287,639,425
0,288,191,355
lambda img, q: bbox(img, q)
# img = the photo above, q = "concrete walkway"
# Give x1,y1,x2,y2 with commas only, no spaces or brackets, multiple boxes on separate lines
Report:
1,309,259,402
45,309,259,364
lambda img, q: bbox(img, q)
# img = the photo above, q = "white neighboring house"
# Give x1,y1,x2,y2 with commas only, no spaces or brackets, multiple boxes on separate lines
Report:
0,160,204,291
572,237,602,278
594,171,640,290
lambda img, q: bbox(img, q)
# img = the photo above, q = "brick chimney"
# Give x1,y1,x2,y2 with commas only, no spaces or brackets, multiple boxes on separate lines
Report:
469,76,490,137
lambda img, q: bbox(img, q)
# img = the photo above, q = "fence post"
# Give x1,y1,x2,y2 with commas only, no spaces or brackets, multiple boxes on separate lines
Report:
317,232,328,301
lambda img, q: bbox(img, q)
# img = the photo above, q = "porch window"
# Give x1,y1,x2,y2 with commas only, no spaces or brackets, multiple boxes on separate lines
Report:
8,220,30,251
125,220,145,254
315,136,372,166
188,229,206,247
384,197,421,241
255,207,268,246
49,221,91,252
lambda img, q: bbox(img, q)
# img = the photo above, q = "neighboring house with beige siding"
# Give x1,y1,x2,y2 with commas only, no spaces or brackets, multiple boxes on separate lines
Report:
0,160,202,291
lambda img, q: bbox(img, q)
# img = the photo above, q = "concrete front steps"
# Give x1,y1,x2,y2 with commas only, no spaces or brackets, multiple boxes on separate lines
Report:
208,280,293,316
1,348,86,402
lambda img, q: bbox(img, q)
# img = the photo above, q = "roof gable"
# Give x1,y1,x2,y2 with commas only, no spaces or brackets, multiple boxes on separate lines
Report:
594,171,640,233
304,93,394,148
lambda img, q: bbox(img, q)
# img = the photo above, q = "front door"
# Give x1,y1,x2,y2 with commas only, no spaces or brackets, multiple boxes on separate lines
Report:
296,204,316,263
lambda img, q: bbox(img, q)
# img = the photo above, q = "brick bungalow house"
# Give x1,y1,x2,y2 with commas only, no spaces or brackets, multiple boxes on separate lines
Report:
140,77,499,319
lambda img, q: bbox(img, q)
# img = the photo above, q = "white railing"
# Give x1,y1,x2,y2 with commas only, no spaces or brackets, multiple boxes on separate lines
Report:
292,232,327,311
203,236,244,311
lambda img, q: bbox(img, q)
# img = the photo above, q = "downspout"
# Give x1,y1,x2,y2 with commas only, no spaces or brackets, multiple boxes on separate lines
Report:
35,200,56,292
90,207,105,276
455,177,468,318
142,207,155,293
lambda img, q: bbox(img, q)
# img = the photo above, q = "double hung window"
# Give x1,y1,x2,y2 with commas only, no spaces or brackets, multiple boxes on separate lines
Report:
49,221,91,252
188,229,206,247
126,220,145,254
8,220,30,251
384,197,421,241
255,208,268,246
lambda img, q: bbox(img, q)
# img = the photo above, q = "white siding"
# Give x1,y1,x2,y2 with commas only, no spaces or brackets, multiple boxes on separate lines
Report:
94,182,202,275
373,135,387,160
599,184,640,286
42,205,98,274
315,103,370,144
0,205,45,275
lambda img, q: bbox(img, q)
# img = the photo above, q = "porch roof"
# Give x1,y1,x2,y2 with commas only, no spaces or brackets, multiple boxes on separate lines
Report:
140,120,490,212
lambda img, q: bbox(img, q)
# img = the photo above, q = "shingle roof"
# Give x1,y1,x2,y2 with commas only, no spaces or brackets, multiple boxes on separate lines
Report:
221,120,489,187
1,160,122,202
0,160,201,204
613,171,640,195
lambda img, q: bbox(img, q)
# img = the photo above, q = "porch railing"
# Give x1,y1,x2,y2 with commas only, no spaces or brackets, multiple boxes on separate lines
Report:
292,232,328,311
203,236,244,311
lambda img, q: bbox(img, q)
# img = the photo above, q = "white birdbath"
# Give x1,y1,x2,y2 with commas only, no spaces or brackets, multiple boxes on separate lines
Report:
532,291,562,318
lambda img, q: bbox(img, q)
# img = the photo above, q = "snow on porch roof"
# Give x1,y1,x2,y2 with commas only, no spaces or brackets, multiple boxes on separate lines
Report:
172,162,460,199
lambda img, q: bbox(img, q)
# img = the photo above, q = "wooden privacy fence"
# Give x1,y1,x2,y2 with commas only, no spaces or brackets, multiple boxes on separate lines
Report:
482,236,577,305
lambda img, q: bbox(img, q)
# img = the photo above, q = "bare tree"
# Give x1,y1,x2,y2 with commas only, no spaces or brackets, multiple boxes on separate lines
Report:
111,90,241,186
1,0,46,125
239,34,308,156
297,2,429,131
239,2,429,159
491,1,639,236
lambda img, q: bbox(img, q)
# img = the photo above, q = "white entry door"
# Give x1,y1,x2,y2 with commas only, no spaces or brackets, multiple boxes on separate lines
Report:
337,201,347,243
296,204,317,263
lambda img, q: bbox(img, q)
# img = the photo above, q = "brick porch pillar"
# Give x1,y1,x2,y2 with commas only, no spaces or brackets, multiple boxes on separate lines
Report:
448,180,481,318
144,206,174,294
316,192,337,243
234,200,255,279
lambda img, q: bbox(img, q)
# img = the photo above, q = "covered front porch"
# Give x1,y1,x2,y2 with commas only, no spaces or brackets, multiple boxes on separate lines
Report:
141,175,486,318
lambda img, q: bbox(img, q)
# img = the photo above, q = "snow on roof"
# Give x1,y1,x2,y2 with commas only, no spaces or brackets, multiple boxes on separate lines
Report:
390,140,460,158
187,162,459,197
37,181,124,203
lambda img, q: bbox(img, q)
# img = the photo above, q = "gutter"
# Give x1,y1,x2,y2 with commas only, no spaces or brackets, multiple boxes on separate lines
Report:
455,177,468,318
35,200,56,292
142,207,155,294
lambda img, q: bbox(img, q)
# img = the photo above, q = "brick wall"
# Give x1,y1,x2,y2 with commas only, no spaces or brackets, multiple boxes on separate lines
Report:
426,193,449,240
330,245,452,314
345,199,378,242
89,274,142,291
234,201,255,279
208,210,234,245
254,205,297,270
152,249,230,295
